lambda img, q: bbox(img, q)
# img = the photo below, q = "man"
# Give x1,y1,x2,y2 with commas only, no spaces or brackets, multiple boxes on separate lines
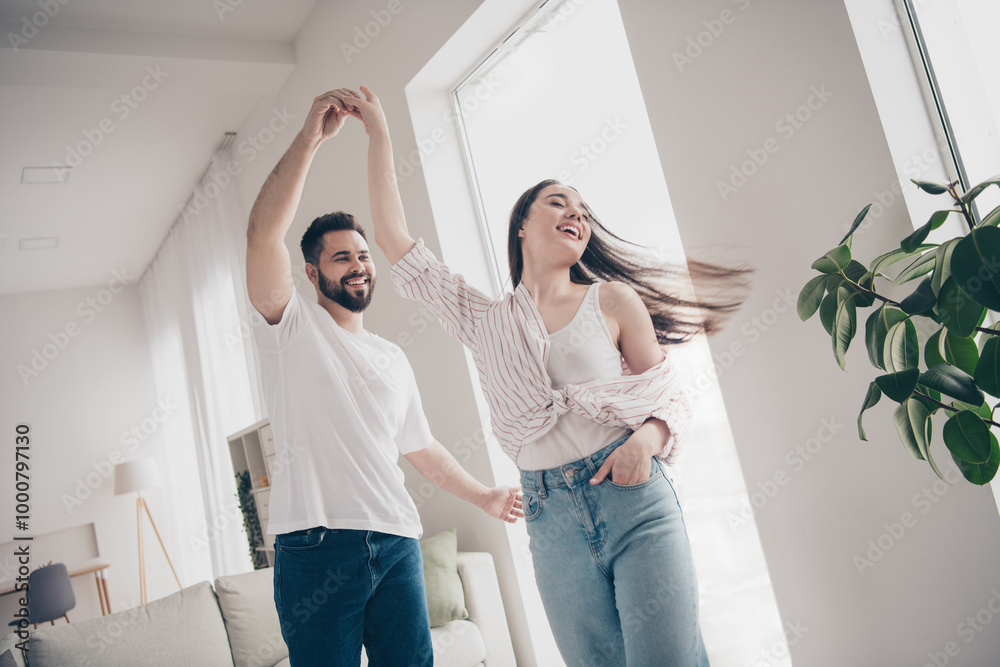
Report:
246,89,522,667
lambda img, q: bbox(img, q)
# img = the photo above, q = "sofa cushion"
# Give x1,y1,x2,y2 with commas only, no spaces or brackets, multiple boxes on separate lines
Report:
29,581,234,667
215,568,288,667
420,529,468,627
0,634,25,667
432,620,487,666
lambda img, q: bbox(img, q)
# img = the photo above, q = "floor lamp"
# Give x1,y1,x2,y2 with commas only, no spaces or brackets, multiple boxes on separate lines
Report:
114,458,182,604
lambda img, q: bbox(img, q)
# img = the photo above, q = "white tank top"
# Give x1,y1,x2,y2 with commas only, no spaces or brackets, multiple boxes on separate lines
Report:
517,283,631,471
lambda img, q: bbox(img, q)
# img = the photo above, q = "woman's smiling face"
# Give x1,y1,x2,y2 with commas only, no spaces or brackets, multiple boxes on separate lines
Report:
518,184,593,264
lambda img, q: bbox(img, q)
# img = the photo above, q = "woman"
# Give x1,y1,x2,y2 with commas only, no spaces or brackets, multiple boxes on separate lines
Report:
339,85,744,666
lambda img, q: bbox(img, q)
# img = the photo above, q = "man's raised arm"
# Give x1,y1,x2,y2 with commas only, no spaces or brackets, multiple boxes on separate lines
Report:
246,90,358,323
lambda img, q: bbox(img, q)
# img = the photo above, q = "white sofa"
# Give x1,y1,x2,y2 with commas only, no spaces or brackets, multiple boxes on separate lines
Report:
1,552,515,667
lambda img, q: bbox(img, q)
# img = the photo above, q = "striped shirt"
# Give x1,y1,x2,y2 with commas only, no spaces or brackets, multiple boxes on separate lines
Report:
391,239,692,468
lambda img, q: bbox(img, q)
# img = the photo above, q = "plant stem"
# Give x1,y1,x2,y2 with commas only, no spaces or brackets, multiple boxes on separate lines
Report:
948,183,976,232
913,391,1000,428
839,273,901,306
976,326,1000,336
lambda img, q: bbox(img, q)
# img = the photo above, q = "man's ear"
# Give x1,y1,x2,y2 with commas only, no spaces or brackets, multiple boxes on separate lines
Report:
304,263,318,284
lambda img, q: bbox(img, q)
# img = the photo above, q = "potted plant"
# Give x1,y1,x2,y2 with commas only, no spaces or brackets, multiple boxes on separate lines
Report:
799,175,1000,484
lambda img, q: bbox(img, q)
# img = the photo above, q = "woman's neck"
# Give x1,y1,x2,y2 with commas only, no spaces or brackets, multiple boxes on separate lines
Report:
519,263,578,306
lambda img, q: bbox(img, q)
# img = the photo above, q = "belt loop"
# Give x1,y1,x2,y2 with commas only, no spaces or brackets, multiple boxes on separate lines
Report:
538,471,547,499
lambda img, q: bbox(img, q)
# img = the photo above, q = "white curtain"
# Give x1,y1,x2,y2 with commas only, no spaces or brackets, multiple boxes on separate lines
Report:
139,150,263,583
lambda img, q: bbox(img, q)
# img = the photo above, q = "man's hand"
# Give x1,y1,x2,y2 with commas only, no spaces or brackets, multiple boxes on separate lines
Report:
332,85,388,138
478,486,524,523
590,419,670,486
299,88,362,147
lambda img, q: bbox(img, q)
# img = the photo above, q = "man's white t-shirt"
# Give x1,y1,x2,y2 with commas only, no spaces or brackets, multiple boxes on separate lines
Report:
251,288,434,539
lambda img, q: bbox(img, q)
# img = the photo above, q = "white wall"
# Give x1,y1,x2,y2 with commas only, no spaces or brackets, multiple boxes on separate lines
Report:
229,0,536,663
0,283,179,621
616,0,1000,665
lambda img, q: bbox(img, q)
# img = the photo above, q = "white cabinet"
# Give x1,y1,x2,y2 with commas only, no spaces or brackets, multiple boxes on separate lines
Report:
228,418,275,568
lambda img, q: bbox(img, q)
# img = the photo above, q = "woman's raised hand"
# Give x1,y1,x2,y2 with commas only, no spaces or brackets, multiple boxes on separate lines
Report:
332,84,388,137
299,88,364,146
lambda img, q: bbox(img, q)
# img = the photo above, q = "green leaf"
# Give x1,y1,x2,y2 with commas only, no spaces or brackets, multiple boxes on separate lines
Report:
819,291,837,336
952,432,1000,484
980,203,1000,228
893,251,937,287
942,330,979,376
960,177,1000,205
931,238,961,295
840,204,874,246
919,363,984,406
883,319,918,372
833,287,858,370
869,307,908,370
911,178,950,195
870,244,935,277
899,277,937,316
900,211,950,253
925,328,946,369
812,244,852,274
893,398,930,461
858,381,882,441
950,226,1000,310
875,369,919,403
936,277,985,338
841,260,875,307
974,337,1000,397
951,399,991,420
797,275,827,321
942,410,992,463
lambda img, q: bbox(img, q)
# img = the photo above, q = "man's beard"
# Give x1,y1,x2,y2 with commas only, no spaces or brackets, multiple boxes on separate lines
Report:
317,269,375,313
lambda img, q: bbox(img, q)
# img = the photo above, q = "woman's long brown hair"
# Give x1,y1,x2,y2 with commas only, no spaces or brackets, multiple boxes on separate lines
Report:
507,179,751,344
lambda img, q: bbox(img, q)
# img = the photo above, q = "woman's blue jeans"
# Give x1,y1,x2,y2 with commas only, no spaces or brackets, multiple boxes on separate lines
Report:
520,435,710,666
272,527,433,667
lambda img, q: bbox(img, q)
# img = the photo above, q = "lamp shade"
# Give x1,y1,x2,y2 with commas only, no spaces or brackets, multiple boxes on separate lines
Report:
114,458,163,495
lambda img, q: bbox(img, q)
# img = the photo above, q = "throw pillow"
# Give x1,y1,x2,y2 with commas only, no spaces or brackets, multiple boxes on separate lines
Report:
0,649,18,667
420,528,469,627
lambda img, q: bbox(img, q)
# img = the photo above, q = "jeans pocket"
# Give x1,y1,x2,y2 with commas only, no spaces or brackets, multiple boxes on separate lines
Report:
522,490,543,522
604,459,664,490
276,527,330,551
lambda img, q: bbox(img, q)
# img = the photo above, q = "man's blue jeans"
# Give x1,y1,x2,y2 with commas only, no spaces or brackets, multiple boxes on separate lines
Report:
273,527,433,667
520,435,710,666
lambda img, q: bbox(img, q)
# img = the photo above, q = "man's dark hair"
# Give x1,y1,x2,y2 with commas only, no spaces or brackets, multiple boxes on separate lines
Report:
300,212,368,266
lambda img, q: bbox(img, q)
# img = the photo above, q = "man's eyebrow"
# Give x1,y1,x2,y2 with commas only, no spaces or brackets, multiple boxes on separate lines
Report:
330,249,370,257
